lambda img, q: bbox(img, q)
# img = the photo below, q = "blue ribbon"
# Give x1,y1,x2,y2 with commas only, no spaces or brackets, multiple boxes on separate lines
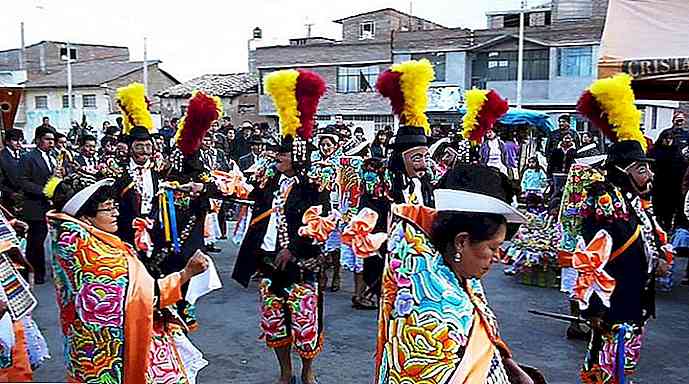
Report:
616,324,630,384
166,190,180,254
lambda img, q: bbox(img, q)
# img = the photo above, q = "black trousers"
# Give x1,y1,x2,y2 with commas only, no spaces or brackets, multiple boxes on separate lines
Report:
26,219,48,280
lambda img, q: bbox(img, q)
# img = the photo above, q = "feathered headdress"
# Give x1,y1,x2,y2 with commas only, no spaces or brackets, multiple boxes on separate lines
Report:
264,69,327,140
576,73,645,151
461,89,509,144
175,91,223,156
376,59,435,134
115,83,153,134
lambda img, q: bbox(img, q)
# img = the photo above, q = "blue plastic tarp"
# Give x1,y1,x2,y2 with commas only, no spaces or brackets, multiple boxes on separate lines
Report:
457,107,557,133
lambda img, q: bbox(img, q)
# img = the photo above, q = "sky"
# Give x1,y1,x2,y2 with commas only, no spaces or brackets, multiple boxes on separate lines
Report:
0,0,535,82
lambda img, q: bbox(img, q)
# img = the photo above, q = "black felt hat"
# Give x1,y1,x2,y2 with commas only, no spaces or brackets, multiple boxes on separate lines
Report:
127,126,152,143
435,164,526,223
5,128,23,142
35,125,56,140
606,140,653,170
389,125,428,152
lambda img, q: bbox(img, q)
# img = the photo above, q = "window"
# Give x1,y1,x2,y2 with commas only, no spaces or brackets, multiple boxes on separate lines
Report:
59,47,77,61
337,65,379,93
411,52,446,81
359,22,375,39
558,47,593,77
34,95,48,109
82,94,97,109
62,94,76,108
472,50,550,82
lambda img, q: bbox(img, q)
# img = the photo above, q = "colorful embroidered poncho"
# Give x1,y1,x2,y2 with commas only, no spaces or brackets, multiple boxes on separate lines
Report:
47,212,187,384
375,205,511,384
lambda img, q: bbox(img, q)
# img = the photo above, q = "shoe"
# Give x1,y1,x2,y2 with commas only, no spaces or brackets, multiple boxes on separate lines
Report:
681,277,689,286
35,276,46,285
352,296,378,310
205,245,221,253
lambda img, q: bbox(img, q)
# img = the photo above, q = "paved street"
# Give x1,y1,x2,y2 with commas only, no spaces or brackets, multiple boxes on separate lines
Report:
32,238,689,384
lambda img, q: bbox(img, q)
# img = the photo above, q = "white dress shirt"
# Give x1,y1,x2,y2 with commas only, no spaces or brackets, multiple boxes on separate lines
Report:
130,159,155,215
40,149,55,172
261,175,297,252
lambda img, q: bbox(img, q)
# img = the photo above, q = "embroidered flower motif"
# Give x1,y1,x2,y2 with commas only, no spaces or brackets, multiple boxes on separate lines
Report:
394,289,414,316
389,259,412,287
76,282,125,327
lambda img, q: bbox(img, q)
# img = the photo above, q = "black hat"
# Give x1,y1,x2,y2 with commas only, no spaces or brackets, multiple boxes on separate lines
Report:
5,128,23,142
316,126,340,143
389,125,428,152
435,164,526,223
606,140,653,170
127,126,152,143
265,137,280,152
35,125,56,140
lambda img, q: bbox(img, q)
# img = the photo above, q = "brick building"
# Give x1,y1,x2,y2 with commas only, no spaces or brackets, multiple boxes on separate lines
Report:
157,73,269,127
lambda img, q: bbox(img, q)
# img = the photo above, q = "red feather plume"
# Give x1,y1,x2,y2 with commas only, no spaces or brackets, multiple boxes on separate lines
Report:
576,90,615,143
376,70,404,119
475,90,509,142
178,91,220,156
295,69,327,139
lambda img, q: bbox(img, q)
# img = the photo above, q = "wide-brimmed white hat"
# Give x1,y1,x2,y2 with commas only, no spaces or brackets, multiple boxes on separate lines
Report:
62,178,115,216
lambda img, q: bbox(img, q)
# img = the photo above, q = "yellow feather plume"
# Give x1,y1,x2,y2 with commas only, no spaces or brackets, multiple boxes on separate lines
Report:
264,70,300,138
589,74,645,151
115,82,153,134
43,176,62,199
462,89,489,143
391,59,435,135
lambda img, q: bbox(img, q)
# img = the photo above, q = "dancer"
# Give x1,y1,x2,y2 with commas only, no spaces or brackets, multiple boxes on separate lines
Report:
45,173,209,384
575,74,672,383
375,165,538,384
232,69,328,384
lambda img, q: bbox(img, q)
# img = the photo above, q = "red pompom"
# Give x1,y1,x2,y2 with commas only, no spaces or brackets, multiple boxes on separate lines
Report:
296,69,327,139
473,90,509,143
376,70,405,120
576,90,615,142
178,91,220,156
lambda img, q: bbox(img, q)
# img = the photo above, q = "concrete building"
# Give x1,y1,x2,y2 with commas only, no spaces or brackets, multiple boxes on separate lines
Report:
18,60,178,140
157,73,269,127
255,8,448,137
0,41,179,139
254,1,677,138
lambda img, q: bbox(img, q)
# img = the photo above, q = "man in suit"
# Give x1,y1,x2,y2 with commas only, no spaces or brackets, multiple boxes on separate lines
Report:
0,129,26,216
19,126,56,284
73,134,98,169
239,136,265,171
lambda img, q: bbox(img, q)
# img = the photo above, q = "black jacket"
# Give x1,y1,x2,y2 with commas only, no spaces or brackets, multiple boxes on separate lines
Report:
581,182,657,325
0,148,24,198
232,174,328,290
19,149,53,221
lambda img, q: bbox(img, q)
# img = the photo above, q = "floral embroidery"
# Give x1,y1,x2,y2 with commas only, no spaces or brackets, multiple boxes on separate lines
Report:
76,283,125,327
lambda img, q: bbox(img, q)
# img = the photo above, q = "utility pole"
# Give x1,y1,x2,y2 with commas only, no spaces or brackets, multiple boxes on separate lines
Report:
19,22,25,70
143,37,149,98
67,41,73,123
305,22,314,38
516,0,526,109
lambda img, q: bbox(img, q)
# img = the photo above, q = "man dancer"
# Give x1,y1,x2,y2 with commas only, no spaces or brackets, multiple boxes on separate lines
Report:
575,75,672,383
232,69,328,384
